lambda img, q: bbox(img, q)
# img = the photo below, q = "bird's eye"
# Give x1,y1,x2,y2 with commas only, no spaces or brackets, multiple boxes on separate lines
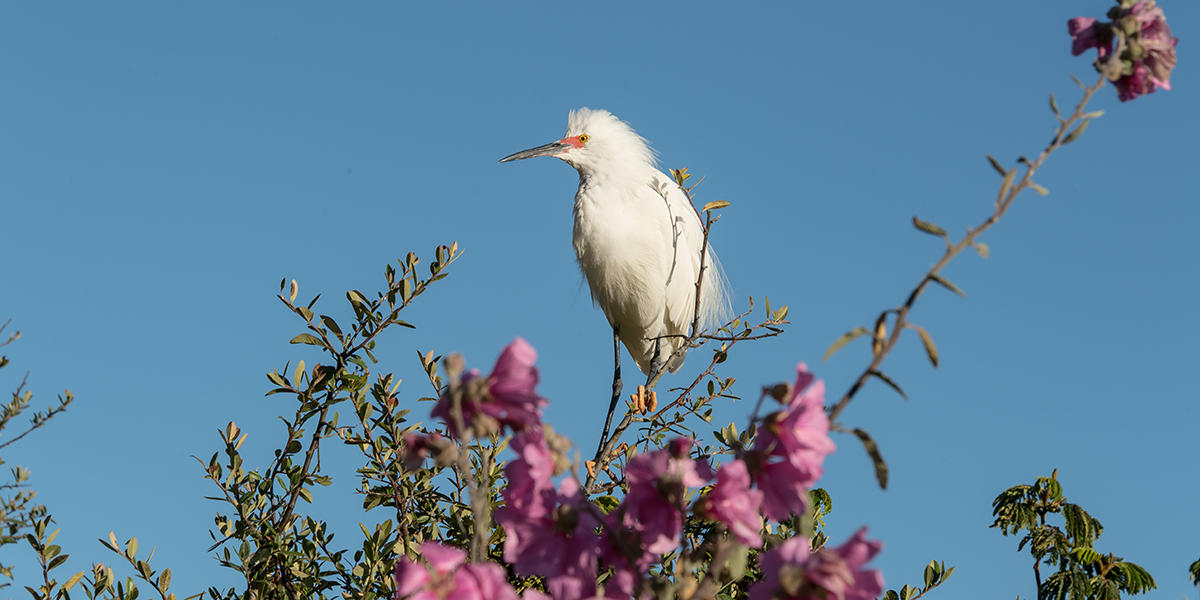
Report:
578,134,590,144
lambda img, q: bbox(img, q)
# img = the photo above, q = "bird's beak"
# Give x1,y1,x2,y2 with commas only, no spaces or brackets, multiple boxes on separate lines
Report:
498,141,569,163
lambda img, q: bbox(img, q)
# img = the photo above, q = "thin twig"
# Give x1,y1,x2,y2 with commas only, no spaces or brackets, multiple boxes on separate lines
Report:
828,70,1109,425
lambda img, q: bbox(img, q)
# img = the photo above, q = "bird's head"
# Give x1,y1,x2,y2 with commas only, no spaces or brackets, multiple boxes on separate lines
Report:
499,108,656,177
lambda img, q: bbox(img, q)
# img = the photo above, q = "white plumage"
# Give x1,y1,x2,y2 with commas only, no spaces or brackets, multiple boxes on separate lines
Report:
500,108,730,376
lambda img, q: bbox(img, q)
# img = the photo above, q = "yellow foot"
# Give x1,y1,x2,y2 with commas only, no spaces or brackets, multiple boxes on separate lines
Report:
626,386,657,415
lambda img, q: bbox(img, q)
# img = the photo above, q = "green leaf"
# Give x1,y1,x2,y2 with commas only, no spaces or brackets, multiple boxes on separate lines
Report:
973,241,990,259
924,560,939,588
986,155,1006,177
822,327,870,361
868,369,907,400
594,495,620,514
1030,183,1050,196
320,316,342,337
1049,93,1060,117
289,333,322,346
906,324,939,368
1062,119,1090,145
997,168,1017,205
851,427,889,489
702,200,730,212
48,553,69,570
911,216,947,237
928,274,966,297
63,571,85,591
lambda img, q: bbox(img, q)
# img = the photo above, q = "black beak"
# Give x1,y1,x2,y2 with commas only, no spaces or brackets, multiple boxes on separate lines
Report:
498,141,569,163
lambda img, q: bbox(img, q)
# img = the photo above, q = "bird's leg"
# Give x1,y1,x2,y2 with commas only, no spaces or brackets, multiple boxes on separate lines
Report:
595,326,623,461
645,337,664,390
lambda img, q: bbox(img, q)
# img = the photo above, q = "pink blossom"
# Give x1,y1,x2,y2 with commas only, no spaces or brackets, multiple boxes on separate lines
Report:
620,438,710,555
393,542,518,600
432,338,547,438
701,459,764,546
750,363,835,521
495,430,602,600
1068,17,1111,59
1069,1,1178,102
401,432,447,471
1126,1,1178,93
1116,63,1155,101
749,528,883,600
497,429,556,517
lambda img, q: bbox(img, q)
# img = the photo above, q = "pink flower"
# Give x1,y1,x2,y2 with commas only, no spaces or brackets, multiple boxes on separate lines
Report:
620,438,710,555
432,338,547,438
393,542,518,600
401,432,451,471
1127,1,1178,91
497,429,556,517
749,528,884,600
495,430,602,600
1116,63,1154,101
700,459,764,546
1068,17,1112,59
749,363,835,521
1070,1,1178,102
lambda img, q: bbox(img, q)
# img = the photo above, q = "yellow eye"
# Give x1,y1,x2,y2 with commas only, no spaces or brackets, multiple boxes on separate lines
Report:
578,134,590,144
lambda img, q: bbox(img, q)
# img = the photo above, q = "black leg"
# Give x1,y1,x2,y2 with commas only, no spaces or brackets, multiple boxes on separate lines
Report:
596,326,623,459
645,337,663,390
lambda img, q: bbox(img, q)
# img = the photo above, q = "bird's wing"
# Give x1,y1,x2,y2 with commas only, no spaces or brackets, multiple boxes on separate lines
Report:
648,169,731,337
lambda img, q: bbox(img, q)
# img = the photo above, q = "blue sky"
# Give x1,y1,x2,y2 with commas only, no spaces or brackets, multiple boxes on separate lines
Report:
2,1,1196,598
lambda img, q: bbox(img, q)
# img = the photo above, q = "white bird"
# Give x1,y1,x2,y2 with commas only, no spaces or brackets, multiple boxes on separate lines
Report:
499,108,730,445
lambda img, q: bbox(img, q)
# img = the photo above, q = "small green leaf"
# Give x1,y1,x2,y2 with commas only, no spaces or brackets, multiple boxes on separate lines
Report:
924,560,939,587
822,327,870,361
1030,183,1050,196
320,316,342,337
1049,93,1060,117
868,369,907,400
986,155,1006,177
852,428,888,489
594,495,620,514
702,200,730,212
928,274,966,297
973,242,990,259
911,216,947,237
289,333,322,346
1062,119,1090,145
998,168,1017,205
63,571,85,591
48,553,69,570
907,324,939,368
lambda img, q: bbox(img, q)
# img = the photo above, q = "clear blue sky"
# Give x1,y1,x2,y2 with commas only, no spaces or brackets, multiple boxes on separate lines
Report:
2,2,1196,598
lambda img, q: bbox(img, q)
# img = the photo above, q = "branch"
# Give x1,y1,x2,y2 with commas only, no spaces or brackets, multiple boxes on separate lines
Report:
827,70,1110,426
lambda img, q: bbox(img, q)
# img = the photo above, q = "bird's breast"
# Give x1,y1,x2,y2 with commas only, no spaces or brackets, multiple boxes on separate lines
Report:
571,184,674,331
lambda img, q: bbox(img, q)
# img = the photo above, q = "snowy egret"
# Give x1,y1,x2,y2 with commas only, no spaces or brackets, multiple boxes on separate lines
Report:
499,108,730,446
